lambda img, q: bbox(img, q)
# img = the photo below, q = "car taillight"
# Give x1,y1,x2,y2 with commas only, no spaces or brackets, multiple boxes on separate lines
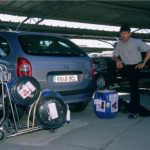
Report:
16,57,32,77
91,59,94,77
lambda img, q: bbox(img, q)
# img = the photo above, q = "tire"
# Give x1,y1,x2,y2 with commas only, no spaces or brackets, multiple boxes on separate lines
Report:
95,75,107,89
0,97,10,120
0,86,24,123
69,101,88,112
0,128,7,143
49,129,57,133
8,103,24,123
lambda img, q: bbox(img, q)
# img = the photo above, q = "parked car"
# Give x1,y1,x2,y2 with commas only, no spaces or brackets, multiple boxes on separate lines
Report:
92,53,150,89
0,31,96,113
90,56,107,70
89,56,107,88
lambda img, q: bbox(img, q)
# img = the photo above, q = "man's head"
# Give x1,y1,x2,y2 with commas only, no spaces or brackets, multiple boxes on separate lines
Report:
120,24,131,42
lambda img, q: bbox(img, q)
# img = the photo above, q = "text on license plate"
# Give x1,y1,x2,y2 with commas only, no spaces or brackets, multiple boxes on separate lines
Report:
53,75,78,83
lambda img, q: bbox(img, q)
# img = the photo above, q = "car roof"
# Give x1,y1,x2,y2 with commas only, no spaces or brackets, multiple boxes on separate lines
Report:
0,31,68,40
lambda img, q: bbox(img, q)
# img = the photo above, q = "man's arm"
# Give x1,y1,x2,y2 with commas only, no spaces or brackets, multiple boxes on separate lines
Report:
112,55,121,63
112,55,123,69
143,49,150,63
135,49,150,69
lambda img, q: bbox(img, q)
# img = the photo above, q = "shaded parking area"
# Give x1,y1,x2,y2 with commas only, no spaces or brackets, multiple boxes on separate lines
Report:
1,89,150,150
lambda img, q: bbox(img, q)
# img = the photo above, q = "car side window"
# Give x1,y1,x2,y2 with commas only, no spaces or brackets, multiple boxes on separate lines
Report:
0,36,11,57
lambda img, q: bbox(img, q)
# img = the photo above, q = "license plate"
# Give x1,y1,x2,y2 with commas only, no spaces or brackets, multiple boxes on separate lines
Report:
53,75,78,83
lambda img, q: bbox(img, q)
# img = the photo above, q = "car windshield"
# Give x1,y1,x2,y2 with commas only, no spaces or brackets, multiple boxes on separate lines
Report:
19,35,86,57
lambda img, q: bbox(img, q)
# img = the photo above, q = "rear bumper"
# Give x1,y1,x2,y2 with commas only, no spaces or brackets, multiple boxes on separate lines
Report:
62,92,94,104
57,79,96,96
56,79,96,104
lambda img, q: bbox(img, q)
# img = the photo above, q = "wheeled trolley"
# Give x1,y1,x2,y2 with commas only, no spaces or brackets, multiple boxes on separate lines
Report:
0,65,69,142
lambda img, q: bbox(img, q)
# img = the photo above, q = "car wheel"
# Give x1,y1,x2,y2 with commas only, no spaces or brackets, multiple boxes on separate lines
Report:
0,97,24,123
96,75,107,89
8,104,24,123
69,101,88,112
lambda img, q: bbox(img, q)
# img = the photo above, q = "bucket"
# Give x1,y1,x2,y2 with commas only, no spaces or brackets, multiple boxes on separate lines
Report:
94,89,118,118
8,76,41,106
28,89,67,129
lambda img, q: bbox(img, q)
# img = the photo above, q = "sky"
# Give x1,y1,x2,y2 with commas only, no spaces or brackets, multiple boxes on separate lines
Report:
0,14,150,48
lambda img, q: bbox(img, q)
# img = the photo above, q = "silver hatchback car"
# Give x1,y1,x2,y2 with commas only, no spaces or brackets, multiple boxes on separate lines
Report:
0,31,96,112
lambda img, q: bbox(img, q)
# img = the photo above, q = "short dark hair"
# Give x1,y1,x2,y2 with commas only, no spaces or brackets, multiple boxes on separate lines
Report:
120,24,131,33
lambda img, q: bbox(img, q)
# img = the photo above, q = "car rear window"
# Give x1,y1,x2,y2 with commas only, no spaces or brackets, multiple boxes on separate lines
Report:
19,35,86,57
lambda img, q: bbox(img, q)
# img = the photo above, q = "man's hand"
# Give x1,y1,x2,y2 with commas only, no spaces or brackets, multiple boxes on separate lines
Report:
116,61,123,69
135,63,145,69
112,55,123,69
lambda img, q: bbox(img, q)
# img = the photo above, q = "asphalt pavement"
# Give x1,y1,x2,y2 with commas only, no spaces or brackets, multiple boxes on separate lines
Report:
1,89,150,150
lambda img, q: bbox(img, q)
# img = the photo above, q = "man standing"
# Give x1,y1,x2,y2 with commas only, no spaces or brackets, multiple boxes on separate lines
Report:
107,24,150,119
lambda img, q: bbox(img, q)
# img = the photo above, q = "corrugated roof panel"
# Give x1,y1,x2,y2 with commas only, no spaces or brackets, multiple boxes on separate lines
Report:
0,1,150,29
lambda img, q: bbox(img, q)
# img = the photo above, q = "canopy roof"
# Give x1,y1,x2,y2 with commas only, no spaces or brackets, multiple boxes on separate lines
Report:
0,1,150,29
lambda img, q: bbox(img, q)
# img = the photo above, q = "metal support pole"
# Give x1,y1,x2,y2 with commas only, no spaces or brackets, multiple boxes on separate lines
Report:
0,79,5,126
4,82,18,133
26,1,84,31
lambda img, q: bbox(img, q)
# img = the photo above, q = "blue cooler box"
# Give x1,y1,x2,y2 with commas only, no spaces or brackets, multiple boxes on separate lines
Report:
94,89,118,118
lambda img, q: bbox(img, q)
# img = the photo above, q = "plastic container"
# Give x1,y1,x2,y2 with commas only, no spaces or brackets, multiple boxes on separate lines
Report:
8,76,41,106
28,89,67,129
94,88,118,118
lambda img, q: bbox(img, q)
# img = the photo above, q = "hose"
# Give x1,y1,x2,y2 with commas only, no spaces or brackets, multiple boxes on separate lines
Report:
27,91,42,132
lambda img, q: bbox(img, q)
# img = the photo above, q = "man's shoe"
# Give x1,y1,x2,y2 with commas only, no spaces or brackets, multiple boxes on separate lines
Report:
114,82,120,88
108,84,114,89
108,83,120,89
128,113,139,119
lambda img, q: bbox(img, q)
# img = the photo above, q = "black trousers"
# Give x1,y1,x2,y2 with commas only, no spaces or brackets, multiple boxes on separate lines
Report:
107,60,141,114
